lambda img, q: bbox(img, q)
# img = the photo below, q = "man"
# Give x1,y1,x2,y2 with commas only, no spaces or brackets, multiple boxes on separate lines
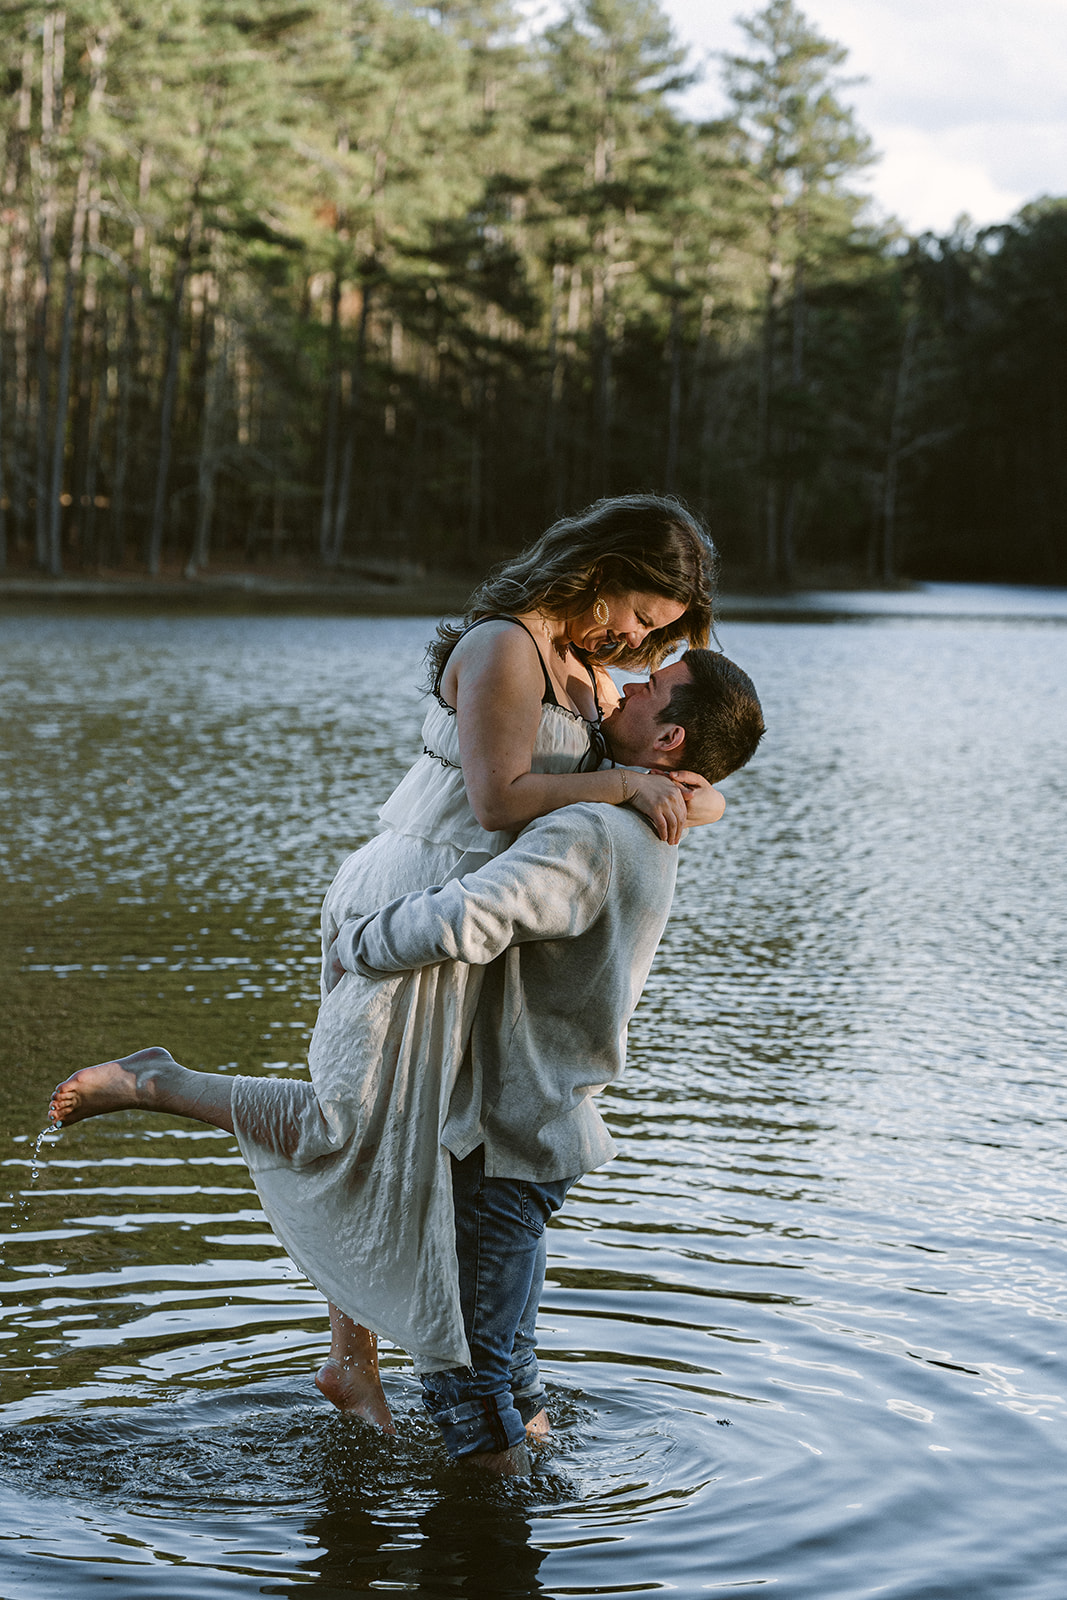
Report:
326,648,765,1472
49,649,764,1472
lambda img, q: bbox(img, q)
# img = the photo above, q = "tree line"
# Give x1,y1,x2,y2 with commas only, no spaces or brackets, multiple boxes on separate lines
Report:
1,0,1064,586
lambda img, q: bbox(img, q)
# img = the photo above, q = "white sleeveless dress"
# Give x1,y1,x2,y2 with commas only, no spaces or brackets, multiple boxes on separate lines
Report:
230,691,595,1372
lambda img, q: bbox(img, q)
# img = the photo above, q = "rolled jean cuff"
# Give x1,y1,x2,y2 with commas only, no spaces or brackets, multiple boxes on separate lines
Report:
509,1352,545,1426
421,1382,527,1459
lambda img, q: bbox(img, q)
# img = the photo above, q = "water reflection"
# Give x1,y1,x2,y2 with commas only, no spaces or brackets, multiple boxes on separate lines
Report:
292,1490,548,1598
2,608,1066,1596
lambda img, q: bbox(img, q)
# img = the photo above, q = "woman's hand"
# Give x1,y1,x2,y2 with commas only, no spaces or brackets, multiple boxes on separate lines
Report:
667,769,726,827
626,770,689,845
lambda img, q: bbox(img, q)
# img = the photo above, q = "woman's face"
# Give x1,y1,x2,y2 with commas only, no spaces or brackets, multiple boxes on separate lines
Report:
566,587,686,656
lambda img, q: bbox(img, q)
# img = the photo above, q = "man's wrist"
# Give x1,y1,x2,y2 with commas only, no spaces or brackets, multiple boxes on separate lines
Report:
332,912,379,978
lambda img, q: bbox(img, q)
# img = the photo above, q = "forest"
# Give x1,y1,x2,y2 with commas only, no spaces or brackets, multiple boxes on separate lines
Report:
1,0,1065,587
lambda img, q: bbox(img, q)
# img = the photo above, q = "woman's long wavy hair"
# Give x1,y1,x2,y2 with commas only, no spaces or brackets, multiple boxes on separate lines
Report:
428,494,718,686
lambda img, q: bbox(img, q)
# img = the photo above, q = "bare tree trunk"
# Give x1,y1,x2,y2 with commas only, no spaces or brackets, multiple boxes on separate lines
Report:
33,10,65,569
551,263,582,513
778,486,798,584
65,35,108,565
4,30,34,556
696,289,716,514
146,207,199,575
882,314,917,584
109,146,151,564
466,369,484,564
778,254,805,586
271,479,284,562
328,283,372,567
109,284,136,564
71,182,102,558
47,154,92,576
664,271,683,491
600,323,616,496
80,305,109,565
318,270,342,564
401,399,424,548
591,242,612,496
0,97,22,569
329,387,355,566
9,205,31,555
758,190,783,580
185,307,225,577
0,312,7,569
545,260,565,514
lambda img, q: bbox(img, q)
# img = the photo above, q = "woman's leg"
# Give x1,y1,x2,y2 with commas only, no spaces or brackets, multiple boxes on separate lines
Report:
50,1046,234,1131
51,1048,396,1434
314,1305,396,1433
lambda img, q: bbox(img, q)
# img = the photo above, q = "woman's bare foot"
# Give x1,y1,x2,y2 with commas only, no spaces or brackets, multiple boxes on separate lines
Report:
315,1357,396,1433
49,1047,181,1126
315,1306,395,1431
49,1047,235,1133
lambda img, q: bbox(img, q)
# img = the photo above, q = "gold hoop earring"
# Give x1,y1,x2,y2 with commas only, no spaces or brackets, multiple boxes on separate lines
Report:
593,596,610,626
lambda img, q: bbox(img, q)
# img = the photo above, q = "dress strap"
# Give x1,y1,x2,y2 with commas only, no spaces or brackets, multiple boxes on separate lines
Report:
435,613,559,708
577,650,605,726
575,649,608,764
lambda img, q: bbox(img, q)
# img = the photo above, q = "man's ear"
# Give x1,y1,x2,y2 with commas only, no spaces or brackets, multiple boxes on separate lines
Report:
653,722,685,757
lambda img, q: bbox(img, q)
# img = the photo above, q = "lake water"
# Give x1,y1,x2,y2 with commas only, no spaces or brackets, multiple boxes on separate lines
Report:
1,599,1066,1598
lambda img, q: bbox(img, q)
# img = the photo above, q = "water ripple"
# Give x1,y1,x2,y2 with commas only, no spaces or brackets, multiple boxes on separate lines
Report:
1,609,1066,1596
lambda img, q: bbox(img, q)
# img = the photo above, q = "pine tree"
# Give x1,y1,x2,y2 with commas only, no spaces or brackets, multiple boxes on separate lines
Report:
532,0,690,500
723,0,871,581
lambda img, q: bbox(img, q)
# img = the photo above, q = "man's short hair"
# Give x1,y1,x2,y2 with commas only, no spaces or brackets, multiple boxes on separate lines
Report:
661,649,765,783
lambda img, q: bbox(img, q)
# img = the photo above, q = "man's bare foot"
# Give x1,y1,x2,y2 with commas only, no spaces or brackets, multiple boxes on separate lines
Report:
465,1440,532,1476
525,1407,551,1444
49,1047,180,1126
315,1357,396,1433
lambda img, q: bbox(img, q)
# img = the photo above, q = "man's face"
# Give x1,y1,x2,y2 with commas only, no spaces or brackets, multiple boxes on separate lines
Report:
603,660,692,769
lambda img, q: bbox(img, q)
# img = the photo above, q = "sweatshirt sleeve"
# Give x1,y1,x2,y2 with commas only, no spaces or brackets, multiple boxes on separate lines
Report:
332,808,613,979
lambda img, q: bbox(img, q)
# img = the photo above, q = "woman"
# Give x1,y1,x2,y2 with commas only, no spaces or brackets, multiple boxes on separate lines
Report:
51,494,720,1434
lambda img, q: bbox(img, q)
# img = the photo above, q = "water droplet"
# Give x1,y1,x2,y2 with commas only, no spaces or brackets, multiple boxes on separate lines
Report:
30,1118,62,1185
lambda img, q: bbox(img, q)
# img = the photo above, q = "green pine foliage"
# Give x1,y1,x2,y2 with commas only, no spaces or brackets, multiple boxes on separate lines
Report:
0,0,1063,584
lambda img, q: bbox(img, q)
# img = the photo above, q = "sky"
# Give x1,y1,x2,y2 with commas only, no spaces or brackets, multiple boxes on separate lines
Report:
658,0,1067,234
520,0,1067,235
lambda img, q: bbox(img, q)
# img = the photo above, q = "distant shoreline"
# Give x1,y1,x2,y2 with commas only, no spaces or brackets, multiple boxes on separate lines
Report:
2,571,1065,625
0,570,477,617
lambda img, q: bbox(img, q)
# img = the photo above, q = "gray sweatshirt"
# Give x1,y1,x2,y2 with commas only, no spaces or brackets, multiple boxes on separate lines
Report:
333,801,679,1182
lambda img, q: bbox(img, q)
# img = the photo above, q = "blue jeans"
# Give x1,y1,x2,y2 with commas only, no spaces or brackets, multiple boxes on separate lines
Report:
421,1147,572,1459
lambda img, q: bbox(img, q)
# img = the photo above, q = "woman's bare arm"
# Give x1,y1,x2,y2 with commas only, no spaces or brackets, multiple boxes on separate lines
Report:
669,771,727,826
586,660,723,830
442,622,688,843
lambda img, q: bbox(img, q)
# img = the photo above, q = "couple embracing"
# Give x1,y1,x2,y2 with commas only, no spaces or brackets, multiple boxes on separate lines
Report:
51,493,764,1476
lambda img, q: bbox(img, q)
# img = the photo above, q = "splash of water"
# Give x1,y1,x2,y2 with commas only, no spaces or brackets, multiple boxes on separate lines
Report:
30,1118,61,1185
8,1119,61,1237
